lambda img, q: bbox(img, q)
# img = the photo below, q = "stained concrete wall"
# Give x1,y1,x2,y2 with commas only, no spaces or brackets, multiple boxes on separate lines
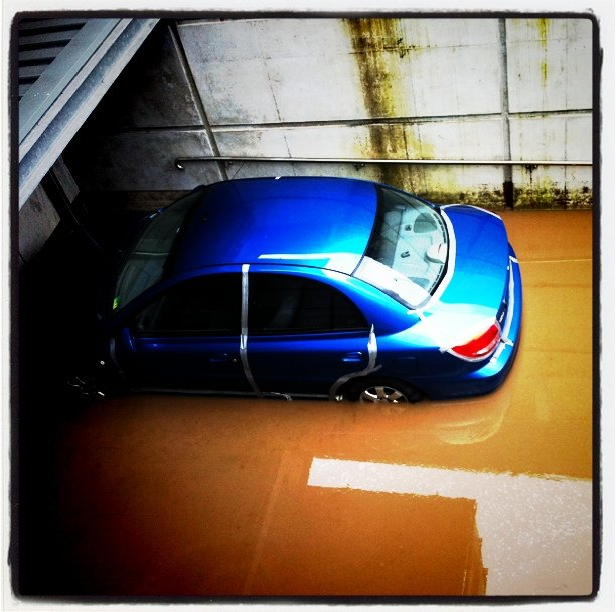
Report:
64,16,594,210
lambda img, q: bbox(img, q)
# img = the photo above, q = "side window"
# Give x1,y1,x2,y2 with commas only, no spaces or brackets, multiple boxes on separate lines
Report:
133,273,242,335
249,274,367,334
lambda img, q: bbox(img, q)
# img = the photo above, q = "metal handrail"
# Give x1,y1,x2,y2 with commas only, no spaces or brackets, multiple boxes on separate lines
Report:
174,155,592,170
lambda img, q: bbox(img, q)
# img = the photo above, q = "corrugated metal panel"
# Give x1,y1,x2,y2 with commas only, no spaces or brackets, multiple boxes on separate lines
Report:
17,17,87,99
17,17,159,208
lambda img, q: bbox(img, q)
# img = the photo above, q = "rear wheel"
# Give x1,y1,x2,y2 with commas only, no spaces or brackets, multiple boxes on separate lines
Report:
345,378,421,404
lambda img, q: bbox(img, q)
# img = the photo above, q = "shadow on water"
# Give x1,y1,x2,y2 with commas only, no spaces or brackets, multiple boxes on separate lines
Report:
14,209,147,596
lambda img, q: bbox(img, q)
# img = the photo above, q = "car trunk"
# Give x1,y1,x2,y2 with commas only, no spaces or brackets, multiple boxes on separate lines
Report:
440,205,511,315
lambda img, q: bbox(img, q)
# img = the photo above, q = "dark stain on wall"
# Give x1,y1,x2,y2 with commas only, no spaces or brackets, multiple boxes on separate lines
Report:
345,18,592,209
346,18,422,191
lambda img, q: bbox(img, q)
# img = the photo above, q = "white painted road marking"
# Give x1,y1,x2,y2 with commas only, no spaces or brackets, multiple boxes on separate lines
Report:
308,458,593,596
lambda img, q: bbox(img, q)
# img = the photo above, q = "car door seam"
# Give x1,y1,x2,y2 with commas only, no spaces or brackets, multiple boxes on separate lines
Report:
329,324,381,400
241,263,262,396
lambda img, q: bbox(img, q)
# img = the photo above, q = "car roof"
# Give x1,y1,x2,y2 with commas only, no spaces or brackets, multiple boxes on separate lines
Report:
170,176,378,276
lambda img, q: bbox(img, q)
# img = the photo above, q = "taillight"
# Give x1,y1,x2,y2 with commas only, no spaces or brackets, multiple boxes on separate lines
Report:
450,321,501,361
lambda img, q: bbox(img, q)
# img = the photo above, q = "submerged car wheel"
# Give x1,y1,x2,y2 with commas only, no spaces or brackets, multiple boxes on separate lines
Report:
346,379,421,404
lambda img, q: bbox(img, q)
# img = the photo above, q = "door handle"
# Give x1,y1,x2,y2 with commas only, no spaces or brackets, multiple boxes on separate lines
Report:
341,351,363,363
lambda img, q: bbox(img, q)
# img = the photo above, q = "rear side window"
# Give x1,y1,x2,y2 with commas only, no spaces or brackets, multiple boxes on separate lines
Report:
249,274,367,334
133,274,242,335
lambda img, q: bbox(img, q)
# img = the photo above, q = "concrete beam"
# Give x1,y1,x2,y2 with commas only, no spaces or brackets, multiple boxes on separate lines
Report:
18,17,159,209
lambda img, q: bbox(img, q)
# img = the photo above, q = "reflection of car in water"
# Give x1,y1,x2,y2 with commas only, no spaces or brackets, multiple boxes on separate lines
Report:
339,380,512,449
429,384,512,445
99,176,522,403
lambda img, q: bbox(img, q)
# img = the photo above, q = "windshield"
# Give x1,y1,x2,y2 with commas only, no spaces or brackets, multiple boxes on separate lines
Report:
112,190,201,311
353,186,448,308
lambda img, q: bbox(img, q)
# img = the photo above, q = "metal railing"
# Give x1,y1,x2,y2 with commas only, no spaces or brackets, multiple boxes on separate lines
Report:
174,155,592,170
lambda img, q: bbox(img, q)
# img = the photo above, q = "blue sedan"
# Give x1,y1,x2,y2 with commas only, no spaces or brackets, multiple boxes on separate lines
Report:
102,176,522,403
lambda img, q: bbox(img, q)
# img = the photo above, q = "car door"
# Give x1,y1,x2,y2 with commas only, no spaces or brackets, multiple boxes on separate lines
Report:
116,272,251,392
246,272,373,397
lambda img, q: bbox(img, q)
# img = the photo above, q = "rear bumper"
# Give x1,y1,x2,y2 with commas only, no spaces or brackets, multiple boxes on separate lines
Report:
420,246,522,400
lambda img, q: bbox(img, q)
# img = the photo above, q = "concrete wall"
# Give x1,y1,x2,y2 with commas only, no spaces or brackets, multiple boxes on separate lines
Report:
64,16,594,210
17,157,81,264
18,185,61,264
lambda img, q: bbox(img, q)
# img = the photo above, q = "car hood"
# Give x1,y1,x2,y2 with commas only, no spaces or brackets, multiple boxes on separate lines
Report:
438,205,511,312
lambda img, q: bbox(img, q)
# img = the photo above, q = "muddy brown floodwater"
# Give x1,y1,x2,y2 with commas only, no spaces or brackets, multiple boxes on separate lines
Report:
15,210,594,598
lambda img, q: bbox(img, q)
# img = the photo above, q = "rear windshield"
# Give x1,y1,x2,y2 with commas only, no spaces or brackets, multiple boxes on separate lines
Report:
112,190,201,311
353,186,448,309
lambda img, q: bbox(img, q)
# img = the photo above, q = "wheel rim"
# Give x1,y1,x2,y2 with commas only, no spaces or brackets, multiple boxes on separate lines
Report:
359,385,409,404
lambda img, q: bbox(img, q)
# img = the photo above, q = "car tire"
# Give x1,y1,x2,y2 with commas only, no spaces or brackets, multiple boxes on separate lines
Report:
344,378,422,404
